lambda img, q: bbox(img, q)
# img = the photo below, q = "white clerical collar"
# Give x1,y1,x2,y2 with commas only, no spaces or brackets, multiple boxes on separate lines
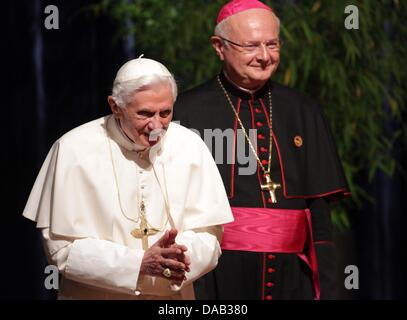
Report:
106,115,165,162
115,117,146,151
223,71,262,94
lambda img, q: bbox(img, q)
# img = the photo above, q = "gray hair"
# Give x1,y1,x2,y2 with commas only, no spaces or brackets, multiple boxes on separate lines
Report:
111,74,178,108
214,10,281,41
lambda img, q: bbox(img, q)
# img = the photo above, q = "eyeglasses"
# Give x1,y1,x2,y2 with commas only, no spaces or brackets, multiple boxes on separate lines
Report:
219,36,282,53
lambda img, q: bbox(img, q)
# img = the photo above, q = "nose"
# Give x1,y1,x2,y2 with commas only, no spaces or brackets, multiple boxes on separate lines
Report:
257,43,270,66
147,115,163,131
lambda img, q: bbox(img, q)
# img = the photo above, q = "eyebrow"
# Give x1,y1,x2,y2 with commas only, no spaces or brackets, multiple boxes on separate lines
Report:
244,38,280,44
137,107,172,112
136,109,153,114
136,108,173,115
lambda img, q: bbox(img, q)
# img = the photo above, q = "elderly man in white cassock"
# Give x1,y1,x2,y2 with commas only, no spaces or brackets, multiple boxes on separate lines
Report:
22,57,234,300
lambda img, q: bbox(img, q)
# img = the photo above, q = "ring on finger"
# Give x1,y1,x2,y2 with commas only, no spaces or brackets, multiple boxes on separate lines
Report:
163,268,172,278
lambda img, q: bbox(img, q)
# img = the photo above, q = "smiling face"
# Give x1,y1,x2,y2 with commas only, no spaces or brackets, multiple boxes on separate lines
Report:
212,9,280,90
108,82,174,148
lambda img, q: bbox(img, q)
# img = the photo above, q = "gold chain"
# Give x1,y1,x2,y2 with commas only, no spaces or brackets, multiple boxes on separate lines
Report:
217,75,273,176
107,136,168,230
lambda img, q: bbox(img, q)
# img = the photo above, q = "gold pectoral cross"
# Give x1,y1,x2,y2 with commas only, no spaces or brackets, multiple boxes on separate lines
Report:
130,201,159,250
261,173,281,204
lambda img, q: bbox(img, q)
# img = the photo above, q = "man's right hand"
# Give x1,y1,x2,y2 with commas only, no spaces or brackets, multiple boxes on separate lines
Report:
139,229,189,281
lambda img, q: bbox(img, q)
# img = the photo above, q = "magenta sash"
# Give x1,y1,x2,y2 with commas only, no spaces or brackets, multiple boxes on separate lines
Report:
221,207,320,300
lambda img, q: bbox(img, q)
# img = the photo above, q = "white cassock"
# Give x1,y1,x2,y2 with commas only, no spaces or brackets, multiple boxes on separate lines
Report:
23,115,234,299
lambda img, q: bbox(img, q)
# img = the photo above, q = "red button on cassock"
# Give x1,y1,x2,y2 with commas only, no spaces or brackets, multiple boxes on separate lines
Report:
260,147,268,153
266,282,274,287
255,108,262,113
266,295,273,300
258,134,265,140
268,254,276,260
261,159,268,166
256,121,264,127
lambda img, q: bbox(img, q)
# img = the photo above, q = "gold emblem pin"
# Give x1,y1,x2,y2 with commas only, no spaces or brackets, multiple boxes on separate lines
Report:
294,135,303,147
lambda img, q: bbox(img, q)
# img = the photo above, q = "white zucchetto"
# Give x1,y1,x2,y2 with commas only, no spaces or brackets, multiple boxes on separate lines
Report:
114,56,172,83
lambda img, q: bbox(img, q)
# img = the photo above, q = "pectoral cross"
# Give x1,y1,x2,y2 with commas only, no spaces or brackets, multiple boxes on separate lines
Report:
131,201,159,250
261,173,281,204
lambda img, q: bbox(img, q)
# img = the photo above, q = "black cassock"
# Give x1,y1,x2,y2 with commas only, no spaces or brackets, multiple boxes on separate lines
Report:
173,72,349,300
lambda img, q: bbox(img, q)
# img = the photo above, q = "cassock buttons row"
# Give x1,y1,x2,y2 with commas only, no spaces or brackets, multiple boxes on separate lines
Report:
265,254,276,300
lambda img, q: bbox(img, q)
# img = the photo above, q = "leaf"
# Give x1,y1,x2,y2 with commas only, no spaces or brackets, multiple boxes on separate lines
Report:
283,68,291,86
311,1,321,13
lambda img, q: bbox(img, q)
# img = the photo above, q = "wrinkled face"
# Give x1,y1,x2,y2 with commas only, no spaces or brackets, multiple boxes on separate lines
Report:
213,9,280,90
108,83,174,147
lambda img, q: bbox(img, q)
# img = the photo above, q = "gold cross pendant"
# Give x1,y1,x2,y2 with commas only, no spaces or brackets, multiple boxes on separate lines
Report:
261,173,281,204
130,201,159,250
131,221,159,250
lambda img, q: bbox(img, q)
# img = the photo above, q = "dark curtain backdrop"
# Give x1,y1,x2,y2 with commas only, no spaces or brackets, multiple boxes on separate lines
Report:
3,0,406,299
4,0,128,299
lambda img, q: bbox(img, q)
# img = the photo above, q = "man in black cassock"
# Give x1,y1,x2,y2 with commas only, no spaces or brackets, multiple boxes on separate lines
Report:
173,0,350,300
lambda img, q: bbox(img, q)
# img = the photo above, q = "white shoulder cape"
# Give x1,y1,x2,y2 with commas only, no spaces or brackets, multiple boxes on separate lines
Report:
23,116,233,239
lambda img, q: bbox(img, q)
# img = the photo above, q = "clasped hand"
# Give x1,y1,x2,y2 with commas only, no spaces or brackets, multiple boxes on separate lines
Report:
140,229,191,282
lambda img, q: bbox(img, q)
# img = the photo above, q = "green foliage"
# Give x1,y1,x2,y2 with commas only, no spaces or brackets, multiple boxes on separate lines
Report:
91,0,407,229
90,0,226,87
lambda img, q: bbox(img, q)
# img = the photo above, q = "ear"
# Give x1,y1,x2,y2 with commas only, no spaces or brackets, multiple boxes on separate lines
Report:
211,36,226,61
107,96,123,118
